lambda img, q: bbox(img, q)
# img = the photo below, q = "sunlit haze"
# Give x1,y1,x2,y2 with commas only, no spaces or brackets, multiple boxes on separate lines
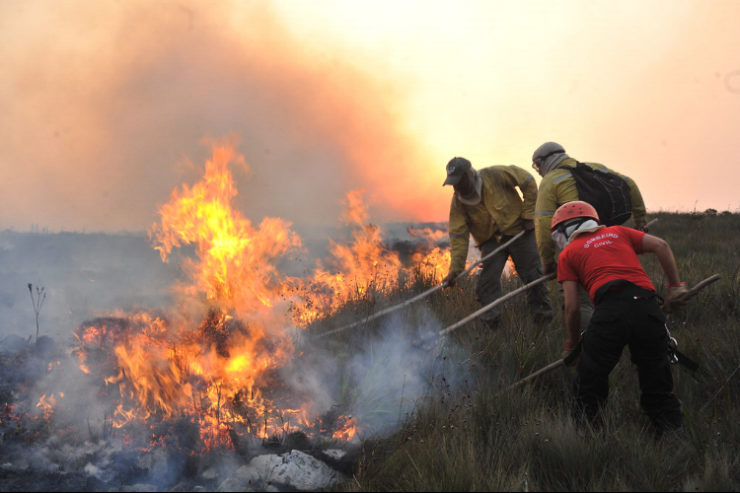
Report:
2,0,739,233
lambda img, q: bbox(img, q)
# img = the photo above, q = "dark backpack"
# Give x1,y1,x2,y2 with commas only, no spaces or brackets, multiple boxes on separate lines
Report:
569,162,633,226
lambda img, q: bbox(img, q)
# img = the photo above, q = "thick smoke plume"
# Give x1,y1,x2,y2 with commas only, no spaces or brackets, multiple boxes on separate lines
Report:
0,0,445,233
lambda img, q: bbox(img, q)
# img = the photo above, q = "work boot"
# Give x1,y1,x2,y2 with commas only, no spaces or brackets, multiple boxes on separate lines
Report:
650,412,683,440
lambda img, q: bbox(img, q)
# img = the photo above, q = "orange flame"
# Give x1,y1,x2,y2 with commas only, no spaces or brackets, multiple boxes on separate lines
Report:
503,256,518,279
407,226,447,243
150,140,302,316
286,218,401,323
331,416,358,442
36,393,62,420
287,190,450,325
72,140,454,449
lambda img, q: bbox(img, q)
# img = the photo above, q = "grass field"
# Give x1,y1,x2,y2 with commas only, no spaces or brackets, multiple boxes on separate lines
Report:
311,211,740,491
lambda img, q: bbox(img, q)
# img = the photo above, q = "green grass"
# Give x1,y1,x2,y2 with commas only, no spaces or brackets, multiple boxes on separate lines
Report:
311,211,740,491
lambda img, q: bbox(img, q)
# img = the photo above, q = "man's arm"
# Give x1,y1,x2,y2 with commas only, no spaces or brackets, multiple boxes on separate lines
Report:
534,172,578,272
641,234,680,286
445,200,470,285
641,233,688,309
503,165,538,221
534,182,557,271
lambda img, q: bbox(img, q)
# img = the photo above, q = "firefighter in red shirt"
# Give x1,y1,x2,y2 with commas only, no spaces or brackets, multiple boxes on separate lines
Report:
552,201,688,434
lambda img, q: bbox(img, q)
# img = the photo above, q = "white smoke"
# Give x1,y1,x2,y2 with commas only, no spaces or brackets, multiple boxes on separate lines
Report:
284,306,473,440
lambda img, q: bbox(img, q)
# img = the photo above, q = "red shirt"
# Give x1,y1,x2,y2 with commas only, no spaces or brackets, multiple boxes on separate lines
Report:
557,225,655,302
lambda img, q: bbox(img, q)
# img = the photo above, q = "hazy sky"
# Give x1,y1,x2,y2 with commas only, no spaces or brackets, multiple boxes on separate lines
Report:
2,0,739,233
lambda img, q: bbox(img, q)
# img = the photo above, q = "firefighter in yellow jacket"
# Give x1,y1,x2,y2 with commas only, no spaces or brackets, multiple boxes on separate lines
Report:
443,157,553,329
531,142,648,274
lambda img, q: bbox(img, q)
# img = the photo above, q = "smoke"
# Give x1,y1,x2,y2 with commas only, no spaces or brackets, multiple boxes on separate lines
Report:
284,307,472,439
342,312,460,437
0,230,178,341
0,0,446,233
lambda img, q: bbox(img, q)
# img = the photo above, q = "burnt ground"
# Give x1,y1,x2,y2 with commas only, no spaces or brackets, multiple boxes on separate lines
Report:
0,335,359,492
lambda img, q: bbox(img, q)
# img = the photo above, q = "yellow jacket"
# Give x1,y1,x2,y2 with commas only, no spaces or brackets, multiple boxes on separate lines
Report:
448,165,537,273
534,157,647,267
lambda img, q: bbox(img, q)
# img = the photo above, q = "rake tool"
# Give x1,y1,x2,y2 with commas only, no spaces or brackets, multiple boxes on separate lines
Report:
312,230,527,339
503,272,721,391
408,272,557,353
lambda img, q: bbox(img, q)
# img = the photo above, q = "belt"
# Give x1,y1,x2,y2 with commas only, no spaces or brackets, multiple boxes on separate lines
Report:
593,280,656,305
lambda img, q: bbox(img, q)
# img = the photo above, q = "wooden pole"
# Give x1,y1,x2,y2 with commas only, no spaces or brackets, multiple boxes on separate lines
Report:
679,273,721,301
438,273,556,337
506,359,565,391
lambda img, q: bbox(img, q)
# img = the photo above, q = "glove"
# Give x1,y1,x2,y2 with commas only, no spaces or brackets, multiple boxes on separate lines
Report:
442,271,461,288
523,219,535,231
663,281,689,312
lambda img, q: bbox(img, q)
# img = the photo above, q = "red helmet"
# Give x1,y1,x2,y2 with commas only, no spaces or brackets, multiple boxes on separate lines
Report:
551,201,599,231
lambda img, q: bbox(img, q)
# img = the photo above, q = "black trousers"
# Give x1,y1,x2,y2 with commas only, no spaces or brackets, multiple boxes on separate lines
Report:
475,229,552,324
573,282,682,432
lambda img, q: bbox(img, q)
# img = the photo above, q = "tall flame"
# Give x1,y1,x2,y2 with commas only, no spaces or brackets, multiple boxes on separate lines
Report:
75,141,309,446
150,140,302,317
286,189,403,325
72,139,452,450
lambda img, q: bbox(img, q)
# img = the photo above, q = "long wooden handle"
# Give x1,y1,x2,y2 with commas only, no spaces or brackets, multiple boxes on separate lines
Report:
438,273,556,337
455,230,526,280
680,273,721,301
506,358,565,391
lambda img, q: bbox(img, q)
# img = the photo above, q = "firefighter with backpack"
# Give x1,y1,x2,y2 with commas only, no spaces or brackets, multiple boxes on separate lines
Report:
531,142,649,332
530,141,648,275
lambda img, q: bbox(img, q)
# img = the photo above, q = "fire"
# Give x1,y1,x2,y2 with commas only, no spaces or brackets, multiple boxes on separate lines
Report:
504,256,518,279
408,226,447,243
287,191,450,325
71,139,452,451
288,193,403,325
36,393,63,420
410,246,450,283
73,141,326,448
331,416,358,441
150,140,302,316
340,189,370,225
